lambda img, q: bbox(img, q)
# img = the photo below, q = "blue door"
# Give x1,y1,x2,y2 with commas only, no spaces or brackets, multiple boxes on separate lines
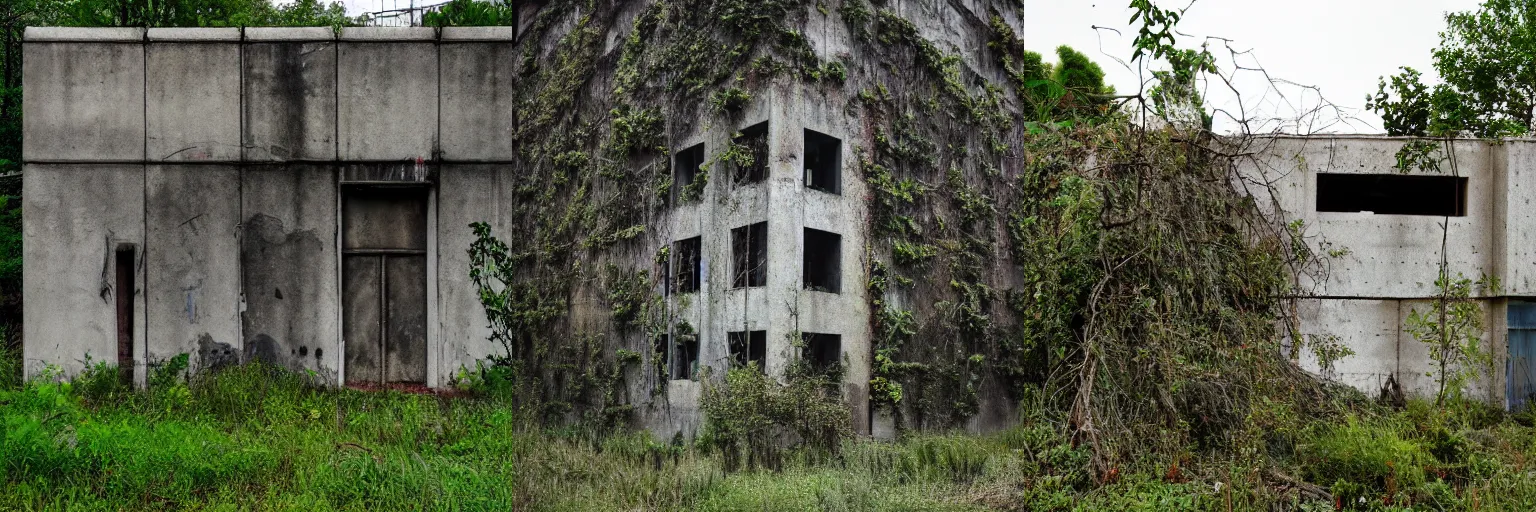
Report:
1507,302,1536,410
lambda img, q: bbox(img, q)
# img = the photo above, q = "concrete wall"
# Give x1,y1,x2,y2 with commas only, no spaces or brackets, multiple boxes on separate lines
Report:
22,27,519,384
1245,136,1533,403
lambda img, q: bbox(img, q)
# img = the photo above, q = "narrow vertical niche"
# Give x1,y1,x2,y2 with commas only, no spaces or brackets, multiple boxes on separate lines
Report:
731,221,768,288
732,121,769,185
671,236,702,294
672,143,705,203
115,247,136,386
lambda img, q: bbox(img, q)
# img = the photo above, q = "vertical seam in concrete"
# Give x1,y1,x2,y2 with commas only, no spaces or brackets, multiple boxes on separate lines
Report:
334,40,341,162
430,32,441,387
236,29,246,357
140,32,149,388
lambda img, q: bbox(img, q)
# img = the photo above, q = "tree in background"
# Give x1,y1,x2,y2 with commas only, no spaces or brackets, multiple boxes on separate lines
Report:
422,0,516,27
1367,0,1536,137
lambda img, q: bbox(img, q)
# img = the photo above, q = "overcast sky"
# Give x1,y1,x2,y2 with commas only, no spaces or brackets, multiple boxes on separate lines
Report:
1023,1,1485,134
334,0,1484,134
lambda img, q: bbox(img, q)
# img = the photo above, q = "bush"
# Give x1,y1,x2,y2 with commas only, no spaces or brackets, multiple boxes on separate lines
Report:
1299,415,1431,506
700,366,852,472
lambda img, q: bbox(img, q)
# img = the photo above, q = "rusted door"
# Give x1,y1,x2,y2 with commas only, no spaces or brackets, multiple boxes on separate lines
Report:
342,187,428,385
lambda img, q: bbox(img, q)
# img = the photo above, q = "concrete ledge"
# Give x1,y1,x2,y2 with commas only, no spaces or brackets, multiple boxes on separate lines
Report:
341,27,436,41
244,27,335,41
148,27,240,41
24,27,144,42
440,26,515,41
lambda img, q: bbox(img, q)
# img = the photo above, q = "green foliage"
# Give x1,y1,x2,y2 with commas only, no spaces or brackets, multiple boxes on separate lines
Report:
467,222,636,425
1368,0,1536,137
1301,416,1432,505
422,0,515,27
9,368,1536,510
1404,271,1498,405
700,367,851,472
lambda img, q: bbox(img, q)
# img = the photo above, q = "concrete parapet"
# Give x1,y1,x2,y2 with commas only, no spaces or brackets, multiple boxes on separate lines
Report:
24,27,144,42
244,27,335,41
440,26,516,41
147,27,240,41
340,26,436,41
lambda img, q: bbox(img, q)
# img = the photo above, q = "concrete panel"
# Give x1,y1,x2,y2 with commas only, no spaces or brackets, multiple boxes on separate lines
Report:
145,165,241,371
23,164,145,379
440,41,516,161
22,42,145,162
337,41,437,160
1502,142,1536,294
1296,298,1402,393
436,164,506,380
241,166,339,380
243,41,337,161
147,42,241,162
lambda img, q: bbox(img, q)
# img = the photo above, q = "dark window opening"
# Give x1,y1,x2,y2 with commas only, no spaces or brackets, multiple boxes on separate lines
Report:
671,333,700,381
728,330,767,371
115,247,135,386
804,129,842,194
673,143,705,202
802,333,842,373
731,221,768,288
1315,173,1467,216
803,228,841,293
670,236,702,294
732,122,769,184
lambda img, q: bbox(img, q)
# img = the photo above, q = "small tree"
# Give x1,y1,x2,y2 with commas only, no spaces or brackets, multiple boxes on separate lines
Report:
1404,270,1498,405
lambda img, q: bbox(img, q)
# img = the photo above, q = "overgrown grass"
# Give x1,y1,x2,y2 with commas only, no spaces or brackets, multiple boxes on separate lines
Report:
4,359,1536,510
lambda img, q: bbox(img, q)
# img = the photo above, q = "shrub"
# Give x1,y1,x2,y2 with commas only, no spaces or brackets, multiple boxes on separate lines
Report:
1299,415,1431,506
700,366,852,472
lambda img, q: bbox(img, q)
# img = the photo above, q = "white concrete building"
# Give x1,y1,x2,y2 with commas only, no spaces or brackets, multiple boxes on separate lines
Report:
1246,136,1536,408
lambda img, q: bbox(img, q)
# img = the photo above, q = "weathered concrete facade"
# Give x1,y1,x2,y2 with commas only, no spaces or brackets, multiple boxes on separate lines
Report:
23,25,882,433
1247,136,1536,407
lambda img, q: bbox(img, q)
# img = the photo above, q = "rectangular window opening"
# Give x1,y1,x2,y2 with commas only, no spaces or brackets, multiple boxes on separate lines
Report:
801,333,842,374
728,330,767,372
1315,173,1467,216
804,129,842,194
732,121,769,185
673,143,705,202
115,247,135,386
670,236,702,294
803,228,841,293
731,221,768,288
670,333,700,381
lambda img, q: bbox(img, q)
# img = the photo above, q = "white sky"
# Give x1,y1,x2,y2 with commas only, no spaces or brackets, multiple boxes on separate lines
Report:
334,0,1484,134
1027,0,1484,134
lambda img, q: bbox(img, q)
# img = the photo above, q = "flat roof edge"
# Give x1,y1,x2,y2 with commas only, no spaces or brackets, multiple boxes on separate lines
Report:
440,26,516,41
24,27,145,42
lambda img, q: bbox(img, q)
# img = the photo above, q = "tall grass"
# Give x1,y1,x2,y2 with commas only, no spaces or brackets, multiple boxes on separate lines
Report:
5,360,1536,510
